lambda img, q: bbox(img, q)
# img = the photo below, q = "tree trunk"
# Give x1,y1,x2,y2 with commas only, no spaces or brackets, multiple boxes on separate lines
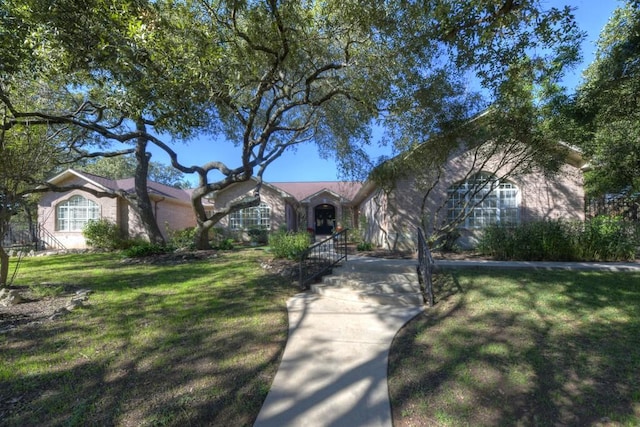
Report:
132,125,166,245
0,245,8,288
194,224,212,250
0,211,10,288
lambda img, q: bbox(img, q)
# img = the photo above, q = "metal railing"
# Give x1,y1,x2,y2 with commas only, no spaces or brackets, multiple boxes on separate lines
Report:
36,224,66,251
417,227,435,307
299,229,348,289
2,223,66,252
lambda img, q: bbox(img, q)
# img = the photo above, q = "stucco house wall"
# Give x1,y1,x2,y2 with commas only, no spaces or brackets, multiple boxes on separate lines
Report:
38,176,120,249
38,170,198,249
213,180,292,231
356,146,586,251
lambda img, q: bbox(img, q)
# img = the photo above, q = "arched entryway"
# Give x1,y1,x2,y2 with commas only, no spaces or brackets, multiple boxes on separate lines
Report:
314,204,336,235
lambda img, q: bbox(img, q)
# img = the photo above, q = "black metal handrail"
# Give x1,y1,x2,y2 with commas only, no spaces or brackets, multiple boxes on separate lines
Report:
299,229,348,289
36,224,66,251
2,223,66,252
417,227,435,307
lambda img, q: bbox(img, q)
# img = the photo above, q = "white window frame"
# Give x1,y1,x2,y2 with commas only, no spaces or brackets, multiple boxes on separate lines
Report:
56,195,101,231
229,203,271,230
446,172,520,228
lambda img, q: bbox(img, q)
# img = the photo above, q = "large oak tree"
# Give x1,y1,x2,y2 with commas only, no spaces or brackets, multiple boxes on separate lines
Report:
1,0,583,249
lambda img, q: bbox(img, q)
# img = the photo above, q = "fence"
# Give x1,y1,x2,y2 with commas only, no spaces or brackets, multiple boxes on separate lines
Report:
417,227,435,307
587,195,639,222
299,229,348,289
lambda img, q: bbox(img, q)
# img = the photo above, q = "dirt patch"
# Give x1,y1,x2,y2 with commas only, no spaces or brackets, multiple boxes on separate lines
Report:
0,284,85,334
119,249,222,265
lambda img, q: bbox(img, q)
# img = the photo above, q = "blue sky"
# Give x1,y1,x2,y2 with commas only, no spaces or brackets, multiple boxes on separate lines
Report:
151,0,623,184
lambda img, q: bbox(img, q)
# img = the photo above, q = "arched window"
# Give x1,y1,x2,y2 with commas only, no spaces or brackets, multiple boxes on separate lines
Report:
229,203,271,230
446,172,519,228
56,195,100,231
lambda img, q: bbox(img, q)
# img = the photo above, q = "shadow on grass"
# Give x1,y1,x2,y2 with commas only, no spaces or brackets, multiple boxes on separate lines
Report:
389,269,640,426
1,251,299,426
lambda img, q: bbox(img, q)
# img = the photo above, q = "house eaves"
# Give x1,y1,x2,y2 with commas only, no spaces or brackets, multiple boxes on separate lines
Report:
46,169,117,194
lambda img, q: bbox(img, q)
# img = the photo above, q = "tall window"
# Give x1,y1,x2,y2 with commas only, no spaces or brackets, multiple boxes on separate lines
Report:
56,195,100,231
446,172,519,228
229,203,271,230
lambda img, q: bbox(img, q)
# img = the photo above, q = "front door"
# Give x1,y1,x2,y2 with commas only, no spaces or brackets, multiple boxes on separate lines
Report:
314,204,336,235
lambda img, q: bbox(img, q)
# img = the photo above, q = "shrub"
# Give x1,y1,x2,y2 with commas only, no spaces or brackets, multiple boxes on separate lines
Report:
215,238,235,251
83,219,124,250
479,220,574,261
356,241,373,251
168,227,198,250
269,230,310,259
479,216,638,262
574,215,637,261
122,242,170,258
248,227,269,245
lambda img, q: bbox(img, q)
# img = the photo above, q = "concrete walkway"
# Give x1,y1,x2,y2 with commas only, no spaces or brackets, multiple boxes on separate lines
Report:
254,256,640,427
254,294,422,427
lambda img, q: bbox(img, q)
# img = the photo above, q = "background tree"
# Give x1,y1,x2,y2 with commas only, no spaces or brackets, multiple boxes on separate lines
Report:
572,0,640,198
78,155,189,188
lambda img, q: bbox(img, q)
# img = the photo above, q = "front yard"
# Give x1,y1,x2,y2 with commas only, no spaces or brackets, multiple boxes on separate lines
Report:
1,250,639,426
0,250,296,426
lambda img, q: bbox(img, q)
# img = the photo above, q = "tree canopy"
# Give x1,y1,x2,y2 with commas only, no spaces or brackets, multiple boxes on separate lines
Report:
572,0,640,197
1,0,584,248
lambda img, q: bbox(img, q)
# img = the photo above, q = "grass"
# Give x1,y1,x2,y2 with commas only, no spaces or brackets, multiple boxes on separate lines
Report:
4,251,640,426
389,269,640,426
0,250,297,426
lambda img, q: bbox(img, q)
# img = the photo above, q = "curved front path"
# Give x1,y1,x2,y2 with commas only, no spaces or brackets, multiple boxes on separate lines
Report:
254,293,423,427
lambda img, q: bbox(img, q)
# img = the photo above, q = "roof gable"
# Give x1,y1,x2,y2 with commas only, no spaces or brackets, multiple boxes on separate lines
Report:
270,181,362,202
47,169,192,203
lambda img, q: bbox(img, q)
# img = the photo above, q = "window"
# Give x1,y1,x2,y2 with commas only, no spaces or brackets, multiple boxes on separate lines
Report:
56,195,100,231
229,203,271,230
446,172,519,228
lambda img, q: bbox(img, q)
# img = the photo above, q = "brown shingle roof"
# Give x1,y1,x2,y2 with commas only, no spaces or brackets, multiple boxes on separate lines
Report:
58,170,192,203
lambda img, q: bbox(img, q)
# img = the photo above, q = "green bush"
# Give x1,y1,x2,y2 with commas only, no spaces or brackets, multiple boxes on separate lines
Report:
168,227,198,250
83,219,124,250
248,227,269,245
574,215,637,261
479,216,638,262
215,238,235,251
356,241,373,251
479,220,574,261
122,242,170,258
269,230,310,259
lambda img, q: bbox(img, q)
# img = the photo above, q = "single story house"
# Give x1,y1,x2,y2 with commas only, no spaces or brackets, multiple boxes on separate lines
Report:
37,137,586,251
36,169,363,249
210,179,362,236
38,169,198,249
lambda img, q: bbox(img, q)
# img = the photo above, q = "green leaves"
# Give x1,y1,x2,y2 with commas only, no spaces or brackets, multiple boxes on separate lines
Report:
572,1,640,197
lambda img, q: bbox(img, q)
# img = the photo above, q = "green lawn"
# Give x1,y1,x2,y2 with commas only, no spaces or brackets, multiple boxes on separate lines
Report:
389,269,640,427
0,250,297,426
3,252,640,426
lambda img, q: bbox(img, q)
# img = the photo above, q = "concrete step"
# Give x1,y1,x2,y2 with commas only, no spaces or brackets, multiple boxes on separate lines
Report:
322,272,419,294
310,257,423,307
341,257,417,274
310,283,424,307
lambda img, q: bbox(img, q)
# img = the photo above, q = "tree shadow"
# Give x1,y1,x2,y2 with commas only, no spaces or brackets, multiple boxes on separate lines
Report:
1,254,300,426
389,269,640,426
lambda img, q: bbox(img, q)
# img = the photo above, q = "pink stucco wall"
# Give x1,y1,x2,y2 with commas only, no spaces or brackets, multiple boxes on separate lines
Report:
38,175,197,249
38,176,120,249
358,147,585,251
213,180,291,231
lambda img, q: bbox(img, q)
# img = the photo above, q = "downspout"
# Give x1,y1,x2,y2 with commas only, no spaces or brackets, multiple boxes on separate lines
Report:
153,197,166,236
